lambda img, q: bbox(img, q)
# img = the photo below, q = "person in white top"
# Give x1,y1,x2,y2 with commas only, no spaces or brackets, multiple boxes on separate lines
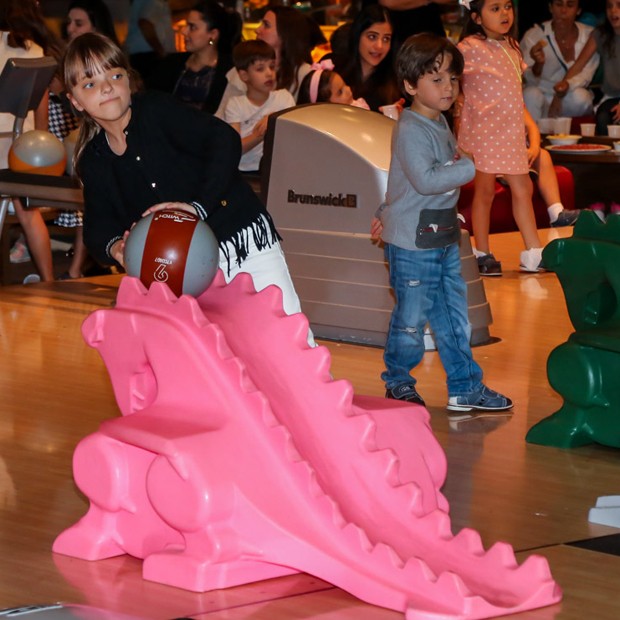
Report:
520,0,599,121
216,5,323,118
224,40,295,172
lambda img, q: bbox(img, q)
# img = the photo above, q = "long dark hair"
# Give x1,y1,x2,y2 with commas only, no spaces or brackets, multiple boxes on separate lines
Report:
64,0,120,45
268,5,325,92
337,4,399,111
190,0,242,56
598,8,617,59
460,0,521,55
0,0,63,59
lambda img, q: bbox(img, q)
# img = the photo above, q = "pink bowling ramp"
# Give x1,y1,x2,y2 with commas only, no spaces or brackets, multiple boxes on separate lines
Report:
53,273,561,619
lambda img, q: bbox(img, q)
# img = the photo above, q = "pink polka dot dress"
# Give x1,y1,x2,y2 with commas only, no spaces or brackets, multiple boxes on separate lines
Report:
457,35,528,175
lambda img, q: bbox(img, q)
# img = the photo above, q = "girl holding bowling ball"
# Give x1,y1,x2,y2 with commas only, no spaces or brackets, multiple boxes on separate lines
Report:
63,32,304,317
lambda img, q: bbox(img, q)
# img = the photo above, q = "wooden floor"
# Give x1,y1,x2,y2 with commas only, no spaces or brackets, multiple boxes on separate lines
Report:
1,228,619,619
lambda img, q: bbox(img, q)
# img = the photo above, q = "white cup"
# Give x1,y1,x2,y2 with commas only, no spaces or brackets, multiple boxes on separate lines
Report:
608,125,620,138
580,123,596,136
380,104,400,120
537,117,555,134
554,117,572,135
614,141,620,153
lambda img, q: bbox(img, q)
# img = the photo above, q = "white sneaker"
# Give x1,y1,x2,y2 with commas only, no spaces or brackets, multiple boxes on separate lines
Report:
519,248,544,273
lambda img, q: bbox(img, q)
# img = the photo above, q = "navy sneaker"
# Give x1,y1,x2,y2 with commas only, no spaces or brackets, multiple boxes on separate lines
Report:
447,385,512,412
551,209,580,227
386,384,425,406
477,253,502,277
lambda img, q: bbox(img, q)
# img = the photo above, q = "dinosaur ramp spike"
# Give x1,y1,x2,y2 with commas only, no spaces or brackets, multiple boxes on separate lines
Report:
482,541,518,569
116,275,147,304
341,522,374,554
518,553,554,581
452,528,485,556
392,481,424,516
371,542,405,569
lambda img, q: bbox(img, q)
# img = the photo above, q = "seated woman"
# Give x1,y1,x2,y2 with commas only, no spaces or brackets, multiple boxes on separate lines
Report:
520,0,599,121
148,0,240,114
333,5,401,113
216,5,325,118
556,1,620,135
63,0,120,44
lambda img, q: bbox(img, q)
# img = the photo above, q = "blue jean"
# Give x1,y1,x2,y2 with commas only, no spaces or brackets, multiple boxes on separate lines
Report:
382,242,483,396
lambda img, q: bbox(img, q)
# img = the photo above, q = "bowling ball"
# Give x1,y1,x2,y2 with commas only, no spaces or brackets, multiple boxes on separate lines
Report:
124,208,219,297
9,130,66,175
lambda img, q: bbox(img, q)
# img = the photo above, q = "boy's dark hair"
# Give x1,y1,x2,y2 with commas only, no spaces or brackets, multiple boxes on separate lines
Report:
232,39,276,72
395,33,464,93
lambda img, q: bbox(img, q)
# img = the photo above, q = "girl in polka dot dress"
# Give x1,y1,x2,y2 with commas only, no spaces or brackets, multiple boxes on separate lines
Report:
457,0,544,275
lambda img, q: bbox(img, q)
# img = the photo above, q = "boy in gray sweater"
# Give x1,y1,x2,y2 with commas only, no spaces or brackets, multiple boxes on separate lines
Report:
372,34,512,412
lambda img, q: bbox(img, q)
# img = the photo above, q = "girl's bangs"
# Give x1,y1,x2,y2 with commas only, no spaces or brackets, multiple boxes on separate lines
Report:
67,44,127,85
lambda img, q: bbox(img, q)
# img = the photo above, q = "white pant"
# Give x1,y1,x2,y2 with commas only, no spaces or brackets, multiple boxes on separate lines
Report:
219,232,316,346
220,237,301,316
523,85,594,121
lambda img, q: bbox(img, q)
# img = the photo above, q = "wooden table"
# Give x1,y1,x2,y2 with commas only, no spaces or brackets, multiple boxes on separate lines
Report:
546,137,620,208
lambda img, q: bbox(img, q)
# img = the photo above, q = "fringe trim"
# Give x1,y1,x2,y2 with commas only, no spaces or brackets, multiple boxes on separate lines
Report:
218,212,281,276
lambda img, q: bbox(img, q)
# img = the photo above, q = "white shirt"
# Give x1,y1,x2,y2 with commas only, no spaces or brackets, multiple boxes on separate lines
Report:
216,63,311,119
520,20,599,94
224,89,295,171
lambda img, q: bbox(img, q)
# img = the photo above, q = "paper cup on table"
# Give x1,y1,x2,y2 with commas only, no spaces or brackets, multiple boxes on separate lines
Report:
608,125,620,138
613,141,620,153
537,118,555,134
380,104,400,120
580,123,596,136
554,117,572,135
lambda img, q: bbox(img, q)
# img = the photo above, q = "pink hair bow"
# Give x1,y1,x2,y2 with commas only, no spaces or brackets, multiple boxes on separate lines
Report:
311,59,335,71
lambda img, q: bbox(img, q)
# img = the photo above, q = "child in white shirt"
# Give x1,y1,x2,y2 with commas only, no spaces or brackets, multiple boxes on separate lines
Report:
224,40,295,172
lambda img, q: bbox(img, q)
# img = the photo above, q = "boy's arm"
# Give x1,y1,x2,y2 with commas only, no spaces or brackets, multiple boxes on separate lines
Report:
238,116,269,154
224,97,269,154
397,123,474,196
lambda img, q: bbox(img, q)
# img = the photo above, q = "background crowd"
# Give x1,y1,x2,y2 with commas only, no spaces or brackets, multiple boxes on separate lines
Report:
0,0,616,284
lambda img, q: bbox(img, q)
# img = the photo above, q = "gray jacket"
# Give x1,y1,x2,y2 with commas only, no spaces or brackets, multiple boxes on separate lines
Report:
379,109,475,251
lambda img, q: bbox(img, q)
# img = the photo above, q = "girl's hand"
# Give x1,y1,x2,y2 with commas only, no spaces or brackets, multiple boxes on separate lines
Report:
612,103,620,123
110,234,128,268
370,217,383,241
527,142,540,166
142,202,198,218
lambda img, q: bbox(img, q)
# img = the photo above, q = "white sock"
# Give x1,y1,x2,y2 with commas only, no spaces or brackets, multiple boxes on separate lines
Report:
473,248,488,258
520,247,543,271
547,202,564,223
